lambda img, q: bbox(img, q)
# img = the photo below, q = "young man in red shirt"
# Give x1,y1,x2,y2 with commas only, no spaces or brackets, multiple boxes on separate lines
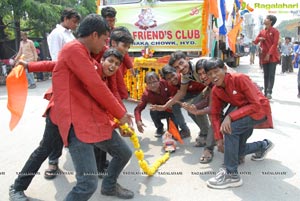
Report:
9,48,127,201
160,64,206,138
204,58,274,189
52,14,134,200
151,51,209,147
134,71,178,137
253,15,280,99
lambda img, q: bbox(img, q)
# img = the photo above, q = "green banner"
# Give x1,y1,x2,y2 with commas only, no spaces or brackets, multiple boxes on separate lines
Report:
113,2,203,52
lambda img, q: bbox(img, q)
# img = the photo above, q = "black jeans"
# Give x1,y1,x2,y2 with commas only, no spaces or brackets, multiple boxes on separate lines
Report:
262,62,277,95
13,115,63,191
149,110,177,131
94,146,107,172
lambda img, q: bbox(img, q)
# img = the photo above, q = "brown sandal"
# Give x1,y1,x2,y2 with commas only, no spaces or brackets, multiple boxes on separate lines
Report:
199,149,213,164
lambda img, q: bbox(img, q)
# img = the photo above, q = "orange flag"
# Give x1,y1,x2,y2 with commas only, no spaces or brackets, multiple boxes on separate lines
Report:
227,19,243,53
168,118,184,144
208,0,219,18
6,63,28,131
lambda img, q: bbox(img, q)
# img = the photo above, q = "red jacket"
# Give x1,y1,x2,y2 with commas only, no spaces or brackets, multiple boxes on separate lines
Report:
210,73,273,140
28,61,56,120
93,46,133,100
52,40,126,146
134,79,174,123
253,26,280,64
168,74,205,96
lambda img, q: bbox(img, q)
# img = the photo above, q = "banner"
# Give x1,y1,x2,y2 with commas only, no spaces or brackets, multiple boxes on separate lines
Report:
113,2,203,52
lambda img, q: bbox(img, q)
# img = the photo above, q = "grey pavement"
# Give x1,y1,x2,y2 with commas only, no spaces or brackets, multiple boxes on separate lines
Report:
0,56,300,201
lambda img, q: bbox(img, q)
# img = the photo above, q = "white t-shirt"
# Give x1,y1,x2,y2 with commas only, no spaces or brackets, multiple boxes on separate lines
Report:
47,24,75,61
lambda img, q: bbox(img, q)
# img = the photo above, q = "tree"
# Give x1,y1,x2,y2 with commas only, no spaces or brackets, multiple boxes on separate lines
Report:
277,19,300,40
0,0,96,50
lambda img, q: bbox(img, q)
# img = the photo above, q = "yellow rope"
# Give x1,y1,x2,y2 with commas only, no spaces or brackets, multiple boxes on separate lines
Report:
114,118,170,176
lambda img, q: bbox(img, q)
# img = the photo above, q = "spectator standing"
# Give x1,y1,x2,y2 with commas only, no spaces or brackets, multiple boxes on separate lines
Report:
47,8,80,61
34,41,45,81
14,31,38,89
249,43,257,65
280,37,293,73
101,6,117,33
253,15,280,99
292,45,300,98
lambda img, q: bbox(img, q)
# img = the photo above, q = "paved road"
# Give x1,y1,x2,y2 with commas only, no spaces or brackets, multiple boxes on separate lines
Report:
0,56,300,201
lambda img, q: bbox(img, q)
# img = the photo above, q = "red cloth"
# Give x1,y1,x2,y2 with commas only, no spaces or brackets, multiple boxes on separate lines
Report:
6,64,28,131
168,74,206,96
52,40,126,146
253,26,280,64
210,73,273,140
28,61,56,120
134,80,174,123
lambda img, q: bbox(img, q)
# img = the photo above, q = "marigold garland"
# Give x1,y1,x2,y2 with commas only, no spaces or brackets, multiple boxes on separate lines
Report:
115,119,170,176
201,0,209,56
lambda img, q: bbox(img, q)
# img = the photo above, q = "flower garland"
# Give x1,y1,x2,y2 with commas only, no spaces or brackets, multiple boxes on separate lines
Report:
201,0,209,56
115,119,170,176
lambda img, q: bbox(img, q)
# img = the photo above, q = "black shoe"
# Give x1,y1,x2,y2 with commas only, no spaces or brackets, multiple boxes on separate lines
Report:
101,183,134,199
251,139,274,161
155,128,164,137
179,129,191,139
9,185,29,201
28,84,36,89
239,156,245,164
265,93,272,99
98,168,108,179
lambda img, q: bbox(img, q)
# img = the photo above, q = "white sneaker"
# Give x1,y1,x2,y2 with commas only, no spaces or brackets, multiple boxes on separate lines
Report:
207,168,243,189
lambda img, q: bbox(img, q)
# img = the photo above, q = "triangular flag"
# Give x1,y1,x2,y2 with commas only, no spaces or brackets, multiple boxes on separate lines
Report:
168,118,184,144
227,18,243,53
208,0,219,18
6,63,28,131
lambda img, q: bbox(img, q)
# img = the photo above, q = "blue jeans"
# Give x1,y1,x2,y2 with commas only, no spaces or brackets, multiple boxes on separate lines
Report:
172,103,189,131
224,116,267,174
95,130,132,191
182,92,209,137
25,68,35,85
65,128,132,201
13,115,62,191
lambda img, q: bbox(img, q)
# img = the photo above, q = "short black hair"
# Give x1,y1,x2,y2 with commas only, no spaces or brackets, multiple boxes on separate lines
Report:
101,6,117,18
145,71,159,83
160,64,176,79
195,59,207,72
266,15,277,26
77,14,110,38
285,37,291,41
203,58,225,73
168,51,187,66
60,8,81,22
103,48,123,62
110,26,134,45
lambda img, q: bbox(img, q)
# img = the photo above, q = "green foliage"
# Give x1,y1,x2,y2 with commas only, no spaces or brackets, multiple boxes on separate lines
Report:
277,19,300,41
0,0,97,41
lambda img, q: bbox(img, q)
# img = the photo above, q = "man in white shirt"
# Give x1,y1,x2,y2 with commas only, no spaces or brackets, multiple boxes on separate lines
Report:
47,8,80,61
45,8,80,180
